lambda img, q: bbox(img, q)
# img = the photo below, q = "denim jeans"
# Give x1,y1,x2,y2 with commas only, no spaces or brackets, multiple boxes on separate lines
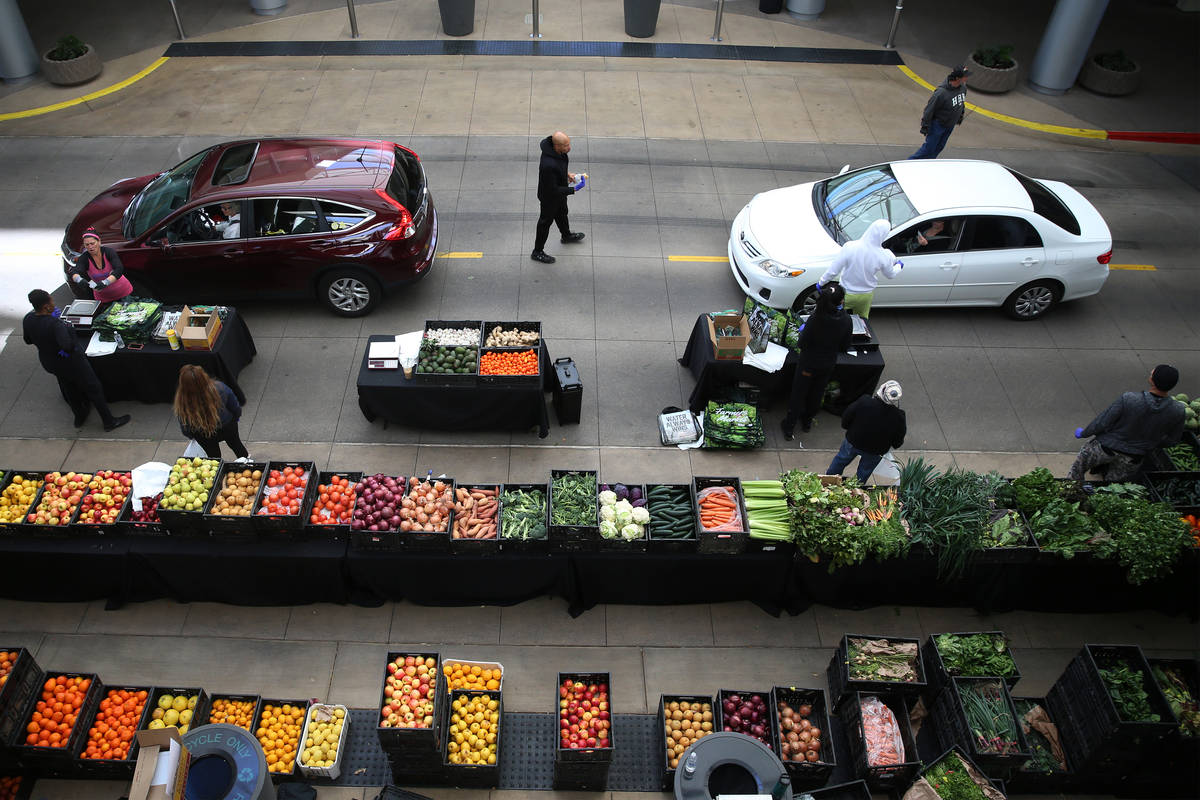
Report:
827,438,883,484
909,119,954,160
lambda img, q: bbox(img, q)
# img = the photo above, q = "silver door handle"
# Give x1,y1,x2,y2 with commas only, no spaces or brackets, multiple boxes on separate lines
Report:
939,263,958,270
1022,257,1040,266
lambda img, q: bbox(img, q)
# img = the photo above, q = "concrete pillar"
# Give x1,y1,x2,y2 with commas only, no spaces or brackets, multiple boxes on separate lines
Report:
0,0,39,83
1028,0,1110,95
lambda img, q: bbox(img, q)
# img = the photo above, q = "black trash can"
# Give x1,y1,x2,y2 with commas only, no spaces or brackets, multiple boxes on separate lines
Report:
553,357,582,425
759,0,784,12
624,0,662,38
438,0,475,36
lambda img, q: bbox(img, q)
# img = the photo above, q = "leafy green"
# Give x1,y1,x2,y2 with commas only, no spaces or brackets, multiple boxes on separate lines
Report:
936,633,1017,679
1152,664,1200,736
1013,698,1067,774
780,470,910,571
899,458,1004,578
550,472,597,525
1010,468,1063,516
1029,498,1108,558
1088,483,1191,584
1099,662,1160,722
981,509,1029,548
499,488,546,540
923,751,989,800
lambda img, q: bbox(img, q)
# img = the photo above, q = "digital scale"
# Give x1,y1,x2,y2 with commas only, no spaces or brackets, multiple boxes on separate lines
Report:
60,299,101,330
367,339,400,370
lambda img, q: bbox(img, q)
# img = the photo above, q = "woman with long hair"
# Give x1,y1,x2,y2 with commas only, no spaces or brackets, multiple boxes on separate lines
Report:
173,365,250,461
781,282,852,441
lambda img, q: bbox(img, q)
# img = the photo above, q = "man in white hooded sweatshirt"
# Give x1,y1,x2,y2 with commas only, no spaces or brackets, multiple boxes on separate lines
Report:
818,219,902,319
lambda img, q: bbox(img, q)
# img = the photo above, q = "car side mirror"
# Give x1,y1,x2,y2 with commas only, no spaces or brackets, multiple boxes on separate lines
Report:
838,164,850,175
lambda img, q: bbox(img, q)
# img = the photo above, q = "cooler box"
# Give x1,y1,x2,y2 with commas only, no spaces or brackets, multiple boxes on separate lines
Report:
553,357,582,425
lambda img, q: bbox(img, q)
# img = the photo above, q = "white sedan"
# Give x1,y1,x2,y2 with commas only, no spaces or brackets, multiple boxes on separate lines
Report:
727,159,1112,320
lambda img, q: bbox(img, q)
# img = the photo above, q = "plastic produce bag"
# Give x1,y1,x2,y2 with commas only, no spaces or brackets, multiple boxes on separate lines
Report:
130,461,171,512
861,695,905,766
183,439,207,458
872,450,901,485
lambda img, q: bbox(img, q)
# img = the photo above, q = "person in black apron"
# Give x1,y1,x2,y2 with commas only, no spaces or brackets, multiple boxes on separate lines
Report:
22,289,131,431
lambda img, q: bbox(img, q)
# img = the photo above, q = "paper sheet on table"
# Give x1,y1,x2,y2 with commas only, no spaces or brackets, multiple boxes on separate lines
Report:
395,330,423,368
742,341,788,373
85,331,118,356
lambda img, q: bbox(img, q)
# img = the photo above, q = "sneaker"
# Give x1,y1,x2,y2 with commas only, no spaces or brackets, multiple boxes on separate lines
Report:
780,420,795,442
561,232,585,243
531,250,555,264
236,455,252,463
103,414,131,432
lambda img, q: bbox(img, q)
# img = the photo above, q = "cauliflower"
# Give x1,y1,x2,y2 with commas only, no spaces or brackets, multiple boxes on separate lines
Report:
599,505,616,522
613,499,633,515
620,523,643,541
599,519,619,539
598,490,617,506
631,506,650,525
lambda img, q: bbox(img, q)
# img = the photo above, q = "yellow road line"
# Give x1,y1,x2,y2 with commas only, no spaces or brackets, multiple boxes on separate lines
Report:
896,65,1108,141
438,251,482,258
668,255,729,262
0,57,170,123
1109,263,1156,271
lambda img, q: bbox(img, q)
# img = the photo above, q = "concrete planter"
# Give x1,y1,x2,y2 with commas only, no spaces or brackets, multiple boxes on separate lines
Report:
40,43,101,86
786,0,825,19
1079,54,1140,96
250,0,287,16
967,52,1019,94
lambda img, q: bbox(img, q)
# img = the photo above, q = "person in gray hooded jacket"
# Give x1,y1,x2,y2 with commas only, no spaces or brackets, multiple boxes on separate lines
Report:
1067,364,1185,482
909,66,969,159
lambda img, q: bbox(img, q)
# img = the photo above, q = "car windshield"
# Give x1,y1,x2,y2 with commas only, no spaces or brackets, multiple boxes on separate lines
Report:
819,165,917,243
124,148,211,239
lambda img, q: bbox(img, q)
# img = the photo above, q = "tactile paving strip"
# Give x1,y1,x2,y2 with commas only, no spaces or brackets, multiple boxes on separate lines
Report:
336,708,393,786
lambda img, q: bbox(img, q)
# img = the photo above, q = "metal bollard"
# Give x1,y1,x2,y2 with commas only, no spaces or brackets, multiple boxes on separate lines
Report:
346,0,360,38
167,0,186,39
884,0,904,49
531,0,541,38
711,0,725,42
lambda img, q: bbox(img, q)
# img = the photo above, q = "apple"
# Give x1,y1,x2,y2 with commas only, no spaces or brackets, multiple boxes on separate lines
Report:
559,676,611,751
379,655,438,730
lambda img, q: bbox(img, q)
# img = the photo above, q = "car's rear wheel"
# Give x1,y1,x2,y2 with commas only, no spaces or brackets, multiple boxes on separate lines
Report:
318,268,381,317
1003,280,1060,321
790,285,821,316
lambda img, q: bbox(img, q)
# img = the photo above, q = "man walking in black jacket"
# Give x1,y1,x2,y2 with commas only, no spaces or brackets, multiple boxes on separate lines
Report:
909,66,969,159
531,131,585,264
826,380,906,484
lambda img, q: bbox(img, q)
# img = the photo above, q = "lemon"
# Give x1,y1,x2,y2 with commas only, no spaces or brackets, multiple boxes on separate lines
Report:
172,695,189,712
148,719,166,730
158,694,175,710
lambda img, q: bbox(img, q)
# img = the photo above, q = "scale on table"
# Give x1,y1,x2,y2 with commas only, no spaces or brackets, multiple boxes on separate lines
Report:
367,338,400,370
60,299,101,330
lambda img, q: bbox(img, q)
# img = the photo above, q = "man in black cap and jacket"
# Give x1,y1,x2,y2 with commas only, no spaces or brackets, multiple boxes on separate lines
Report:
531,131,585,264
909,66,969,159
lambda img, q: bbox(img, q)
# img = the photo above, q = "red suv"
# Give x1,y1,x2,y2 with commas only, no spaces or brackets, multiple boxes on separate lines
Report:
61,138,436,316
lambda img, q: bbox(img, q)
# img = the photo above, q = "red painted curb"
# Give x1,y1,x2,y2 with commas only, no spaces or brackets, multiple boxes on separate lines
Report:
1107,130,1200,144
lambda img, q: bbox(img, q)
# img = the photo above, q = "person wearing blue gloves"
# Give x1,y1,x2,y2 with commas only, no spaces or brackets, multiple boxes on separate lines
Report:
818,219,902,319
21,289,130,431
531,131,586,264
1067,365,1185,482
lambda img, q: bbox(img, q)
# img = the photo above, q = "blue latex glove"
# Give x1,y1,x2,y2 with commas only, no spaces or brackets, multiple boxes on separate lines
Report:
1074,427,1085,439
51,308,61,318
57,349,70,358
572,175,586,191
815,282,822,293
895,259,904,270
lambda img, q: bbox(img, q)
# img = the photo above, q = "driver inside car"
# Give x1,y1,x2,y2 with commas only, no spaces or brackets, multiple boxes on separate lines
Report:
214,201,241,239
900,218,957,254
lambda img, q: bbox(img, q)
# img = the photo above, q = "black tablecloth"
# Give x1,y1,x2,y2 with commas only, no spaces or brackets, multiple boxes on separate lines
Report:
0,534,128,602
344,549,570,607
357,336,552,437
678,314,885,414
82,308,257,404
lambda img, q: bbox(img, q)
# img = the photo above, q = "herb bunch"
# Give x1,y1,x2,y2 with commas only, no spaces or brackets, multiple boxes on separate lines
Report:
1099,662,1160,722
959,681,1022,754
1088,483,1191,585
924,751,988,800
936,633,1017,679
899,458,1004,578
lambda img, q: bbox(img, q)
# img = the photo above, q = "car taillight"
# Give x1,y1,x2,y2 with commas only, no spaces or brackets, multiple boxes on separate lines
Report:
1097,249,1112,264
375,189,416,240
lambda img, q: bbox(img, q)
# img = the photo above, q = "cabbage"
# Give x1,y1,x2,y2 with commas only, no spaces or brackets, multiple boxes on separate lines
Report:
614,483,629,501
600,519,619,538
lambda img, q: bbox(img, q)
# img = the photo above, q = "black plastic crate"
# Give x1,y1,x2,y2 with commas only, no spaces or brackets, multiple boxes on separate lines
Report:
549,470,599,552
1148,657,1200,743
1008,695,1075,793
839,690,920,791
804,779,872,800
482,320,541,349
116,493,167,536
414,333,480,385
922,631,1022,698
827,634,927,709
200,694,262,731
552,759,609,791
771,685,836,788
252,698,310,782
478,346,541,386
349,473,408,551
0,774,32,800
0,472,46,535
555,672,613,763
1145,471,1200,515
497,483,549,552
449,485,501,553
0,647,43,750
73,685,154,779
645,484,698,553
931,676,1031,778
745,538,795,555
146,687,210,738
596,482,648,552
972,508,1040,564
252,461,319,538
69,470,133,536
715,688,779,757
423,319,484,349
906,746,1007,800
657,694,714,790
11,672,103,773
202,461,268,537
376,652,444,753
396,476,455,552
156,458,222,537
693,476,749,554
304,471,361,542
1153,432,1200,472
440,689,501,787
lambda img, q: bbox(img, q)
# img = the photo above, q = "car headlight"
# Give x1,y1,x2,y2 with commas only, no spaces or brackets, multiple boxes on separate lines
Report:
759,260,805,279
61,240,80,262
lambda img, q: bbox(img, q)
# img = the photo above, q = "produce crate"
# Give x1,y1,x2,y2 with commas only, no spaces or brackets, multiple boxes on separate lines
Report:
156,460,222,538
414,342,479,386
1045,644,1176,777
478,346,541,386
0,648,44,754
596,482,647,552
555,672,613,763
146,687,210,738
1141,658,1200,796
1007,695,1075,793
771,685,836,788
645,484,698,553
905,746,1007,800
349,474,408,551
921,631,1022,699
656,693,714,791
296,703,350,781
693,476,749,554
201,460,268,537
423,319,484,349
497,483,549,552
253,698,311,782
376,652,444,754
200,694,262,731
803,779,872,800
72,685,155,779
116,495,168,536
552,759,609,791
441,659,504,694
0,774,32,800
930,676,1031,777
1145,470,1200,516
715,688,779,758
838,690,920,791
549,470,599,553
304,471,362,542
827,634,927,709
973,508,1039,564
252,461,319,538
11,672,103,775
1149,432,1200,472
17,480,67,539
440,689,501,788
0,472,46,535
482,320,541,349
396,476,455,552
449,485,501,554
69,472,133,537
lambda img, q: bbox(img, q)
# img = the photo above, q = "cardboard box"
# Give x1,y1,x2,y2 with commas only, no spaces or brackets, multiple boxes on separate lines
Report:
128,728,189,800
178,306,223,351
707,314,750,360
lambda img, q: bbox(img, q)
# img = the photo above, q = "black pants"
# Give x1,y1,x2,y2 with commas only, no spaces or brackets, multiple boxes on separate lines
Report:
194,421,249,460
54,361,115,426
533,199,571,252
783,364,834,430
